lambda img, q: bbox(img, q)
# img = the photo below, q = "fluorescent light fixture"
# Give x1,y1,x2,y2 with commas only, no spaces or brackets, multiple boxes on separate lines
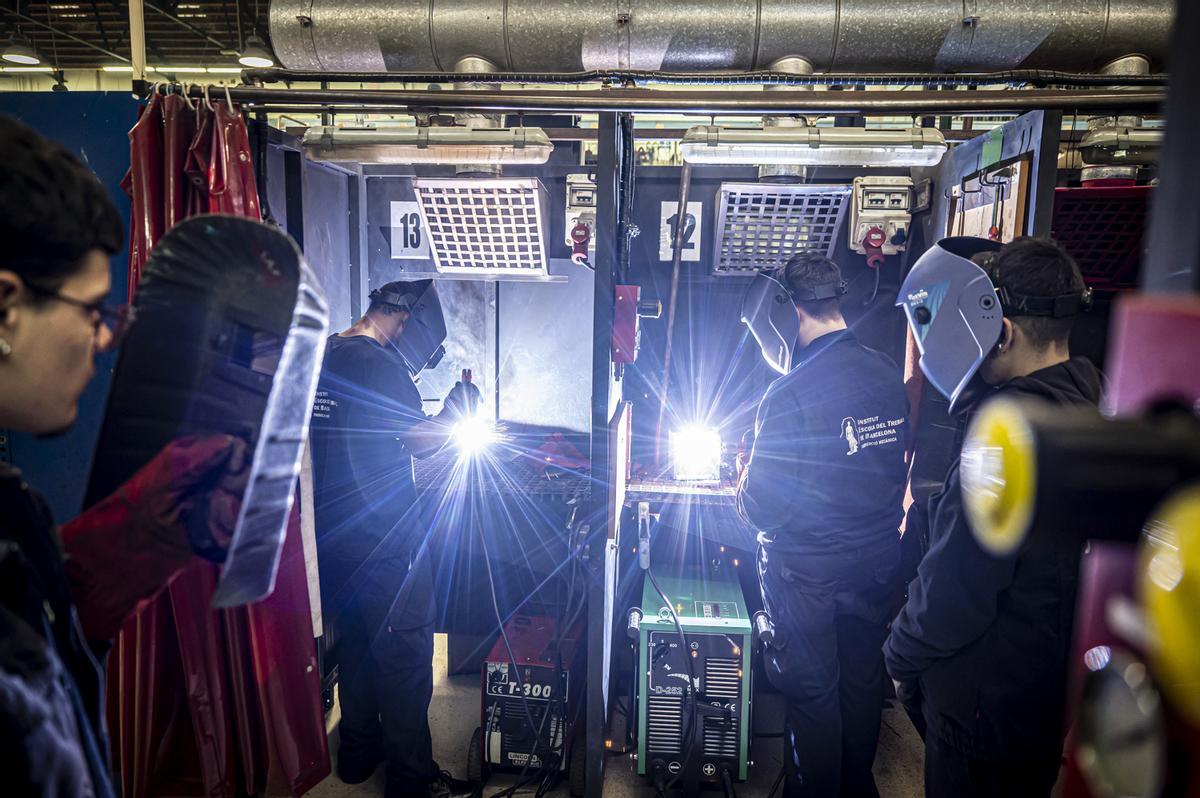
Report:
670,426,723,482
680,125,947,167
156,66,209,73
451,414,498,458
238,35,276,69
102,65,133,72
1,66,54,72
3,33,42,65
208,67,245,74
302,125,553,165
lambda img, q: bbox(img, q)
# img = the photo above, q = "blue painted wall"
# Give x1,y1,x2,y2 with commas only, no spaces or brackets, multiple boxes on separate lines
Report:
0,92,138,521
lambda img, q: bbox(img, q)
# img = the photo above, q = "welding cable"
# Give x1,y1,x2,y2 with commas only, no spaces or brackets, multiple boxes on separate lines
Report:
484,504,587,798
478,517,552,795
646,568,700,792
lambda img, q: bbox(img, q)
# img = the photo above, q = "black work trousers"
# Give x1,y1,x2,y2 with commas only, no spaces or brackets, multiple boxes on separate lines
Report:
324,543,440,797
758,540,901,798
924,732,1061,798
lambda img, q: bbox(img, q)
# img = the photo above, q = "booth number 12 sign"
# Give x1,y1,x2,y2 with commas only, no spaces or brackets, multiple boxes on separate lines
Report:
660,201,703,262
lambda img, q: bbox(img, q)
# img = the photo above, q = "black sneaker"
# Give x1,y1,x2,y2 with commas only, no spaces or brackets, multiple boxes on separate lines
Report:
336,743,384,785
428,770,481,798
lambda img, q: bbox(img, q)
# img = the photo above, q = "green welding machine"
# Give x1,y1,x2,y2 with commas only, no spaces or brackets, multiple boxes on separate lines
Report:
632,567,753,790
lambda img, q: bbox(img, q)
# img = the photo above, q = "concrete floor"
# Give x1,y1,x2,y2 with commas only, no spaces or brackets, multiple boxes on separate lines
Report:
307,634,925,797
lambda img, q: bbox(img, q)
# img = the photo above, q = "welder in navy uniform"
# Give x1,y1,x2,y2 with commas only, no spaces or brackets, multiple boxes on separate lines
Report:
310,280,480,798
737,253,910,798
884,238,1100,798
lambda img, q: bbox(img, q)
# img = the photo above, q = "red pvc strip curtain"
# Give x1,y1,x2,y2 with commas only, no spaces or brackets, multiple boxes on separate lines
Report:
114,91,329,797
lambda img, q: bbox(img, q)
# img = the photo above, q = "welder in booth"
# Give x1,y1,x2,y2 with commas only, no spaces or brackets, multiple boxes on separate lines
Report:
736,253,910,798
0,116,249,796
884,237,1099,797
309,280,481,798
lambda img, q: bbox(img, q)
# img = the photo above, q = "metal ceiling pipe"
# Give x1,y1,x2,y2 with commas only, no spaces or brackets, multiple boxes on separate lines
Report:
452,55,505,176
1083,54,1152,184
269,0,1172,74
187,85,1166,115
761,56,812,183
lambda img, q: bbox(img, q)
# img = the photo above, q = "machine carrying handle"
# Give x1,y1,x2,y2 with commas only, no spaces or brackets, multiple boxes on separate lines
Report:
753,610,776,647
637,501,652,571
627,607,643,640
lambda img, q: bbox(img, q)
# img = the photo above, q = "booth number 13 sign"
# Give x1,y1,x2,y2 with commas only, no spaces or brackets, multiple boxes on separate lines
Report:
391,200,432,260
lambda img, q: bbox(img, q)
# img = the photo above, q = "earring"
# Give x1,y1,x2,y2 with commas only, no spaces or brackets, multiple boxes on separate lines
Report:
0,338,11,357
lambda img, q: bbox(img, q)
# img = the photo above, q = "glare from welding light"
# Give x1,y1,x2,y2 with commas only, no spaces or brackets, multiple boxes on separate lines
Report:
670,425,723,482
452,414,498,458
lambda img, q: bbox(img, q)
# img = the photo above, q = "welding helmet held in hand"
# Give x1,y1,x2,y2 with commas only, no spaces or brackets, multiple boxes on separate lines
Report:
897,237,1093,412
370,280,448,373
741,266,848,375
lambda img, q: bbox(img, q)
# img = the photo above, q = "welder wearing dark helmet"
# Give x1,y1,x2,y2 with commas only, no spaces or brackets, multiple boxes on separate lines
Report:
884,237,1100,798
0,116,248,796
309,280,481,798
737,253,910,798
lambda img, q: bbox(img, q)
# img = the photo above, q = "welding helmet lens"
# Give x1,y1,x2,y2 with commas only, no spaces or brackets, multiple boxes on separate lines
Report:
741,269,799,375
371,280,448,373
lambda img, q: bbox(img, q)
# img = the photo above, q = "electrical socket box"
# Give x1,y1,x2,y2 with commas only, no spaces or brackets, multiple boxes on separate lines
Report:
565,173,597,253
848,176,913,257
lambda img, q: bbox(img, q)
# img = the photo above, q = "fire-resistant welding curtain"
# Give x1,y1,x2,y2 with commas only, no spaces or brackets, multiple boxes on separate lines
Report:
112,92,328,797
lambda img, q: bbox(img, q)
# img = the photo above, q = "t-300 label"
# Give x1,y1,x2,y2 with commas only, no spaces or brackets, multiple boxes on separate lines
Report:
486,663,562,701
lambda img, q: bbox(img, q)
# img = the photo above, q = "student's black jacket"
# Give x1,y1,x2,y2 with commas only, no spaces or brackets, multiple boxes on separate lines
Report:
884,357,1103,760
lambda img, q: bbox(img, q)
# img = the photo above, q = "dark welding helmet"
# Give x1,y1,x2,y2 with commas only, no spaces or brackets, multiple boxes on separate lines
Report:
741,266,848,375
370,281,447,373
897,237,1093,412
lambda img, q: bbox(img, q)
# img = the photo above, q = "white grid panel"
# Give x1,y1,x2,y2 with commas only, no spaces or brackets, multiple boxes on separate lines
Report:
712,183,852,276
412,177,549,278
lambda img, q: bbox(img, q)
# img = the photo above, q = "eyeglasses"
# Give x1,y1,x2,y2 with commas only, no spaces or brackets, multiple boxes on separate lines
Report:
24,282,136,348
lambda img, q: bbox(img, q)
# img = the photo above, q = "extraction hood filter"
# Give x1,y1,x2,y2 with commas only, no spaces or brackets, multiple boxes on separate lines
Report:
681,126,948,167
302,126,554,165
713,183,851,276
413,177,550,278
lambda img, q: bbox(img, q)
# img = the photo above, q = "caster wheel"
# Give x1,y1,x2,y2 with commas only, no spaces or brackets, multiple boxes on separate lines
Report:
466,726,490,785
568,739,586,797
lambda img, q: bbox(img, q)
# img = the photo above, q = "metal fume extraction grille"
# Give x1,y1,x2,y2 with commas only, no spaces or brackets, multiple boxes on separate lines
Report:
413,178,549,278
713,183,851,276
1051,186,1151,290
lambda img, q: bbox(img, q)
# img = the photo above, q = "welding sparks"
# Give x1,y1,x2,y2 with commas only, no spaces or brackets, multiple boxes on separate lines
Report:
451,414,499,458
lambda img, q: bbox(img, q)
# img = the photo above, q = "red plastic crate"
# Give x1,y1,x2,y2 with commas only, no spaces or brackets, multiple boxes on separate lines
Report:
1051,185,1153,291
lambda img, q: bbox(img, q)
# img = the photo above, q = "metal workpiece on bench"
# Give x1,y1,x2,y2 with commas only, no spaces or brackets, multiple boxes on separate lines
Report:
186,84,1166,115
268,0,1171,74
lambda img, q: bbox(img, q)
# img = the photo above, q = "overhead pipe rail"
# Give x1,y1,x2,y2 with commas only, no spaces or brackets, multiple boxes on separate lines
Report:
168,84,1165,116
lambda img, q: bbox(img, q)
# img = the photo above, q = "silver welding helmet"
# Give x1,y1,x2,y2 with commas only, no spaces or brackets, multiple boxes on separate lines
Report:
371,280,447,373
741,269,799,375
741,266,849,375
897,237,1005,410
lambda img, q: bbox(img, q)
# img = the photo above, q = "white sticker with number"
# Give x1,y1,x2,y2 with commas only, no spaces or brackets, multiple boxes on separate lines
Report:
390,200,431,260
659,200,703,262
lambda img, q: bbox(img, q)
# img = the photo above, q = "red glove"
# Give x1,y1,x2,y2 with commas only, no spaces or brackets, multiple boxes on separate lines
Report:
61,434,248,641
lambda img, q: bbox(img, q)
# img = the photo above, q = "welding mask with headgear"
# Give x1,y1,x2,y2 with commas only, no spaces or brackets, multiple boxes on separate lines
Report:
370,280,448,373
741,265,848,375
897,237,1093,411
